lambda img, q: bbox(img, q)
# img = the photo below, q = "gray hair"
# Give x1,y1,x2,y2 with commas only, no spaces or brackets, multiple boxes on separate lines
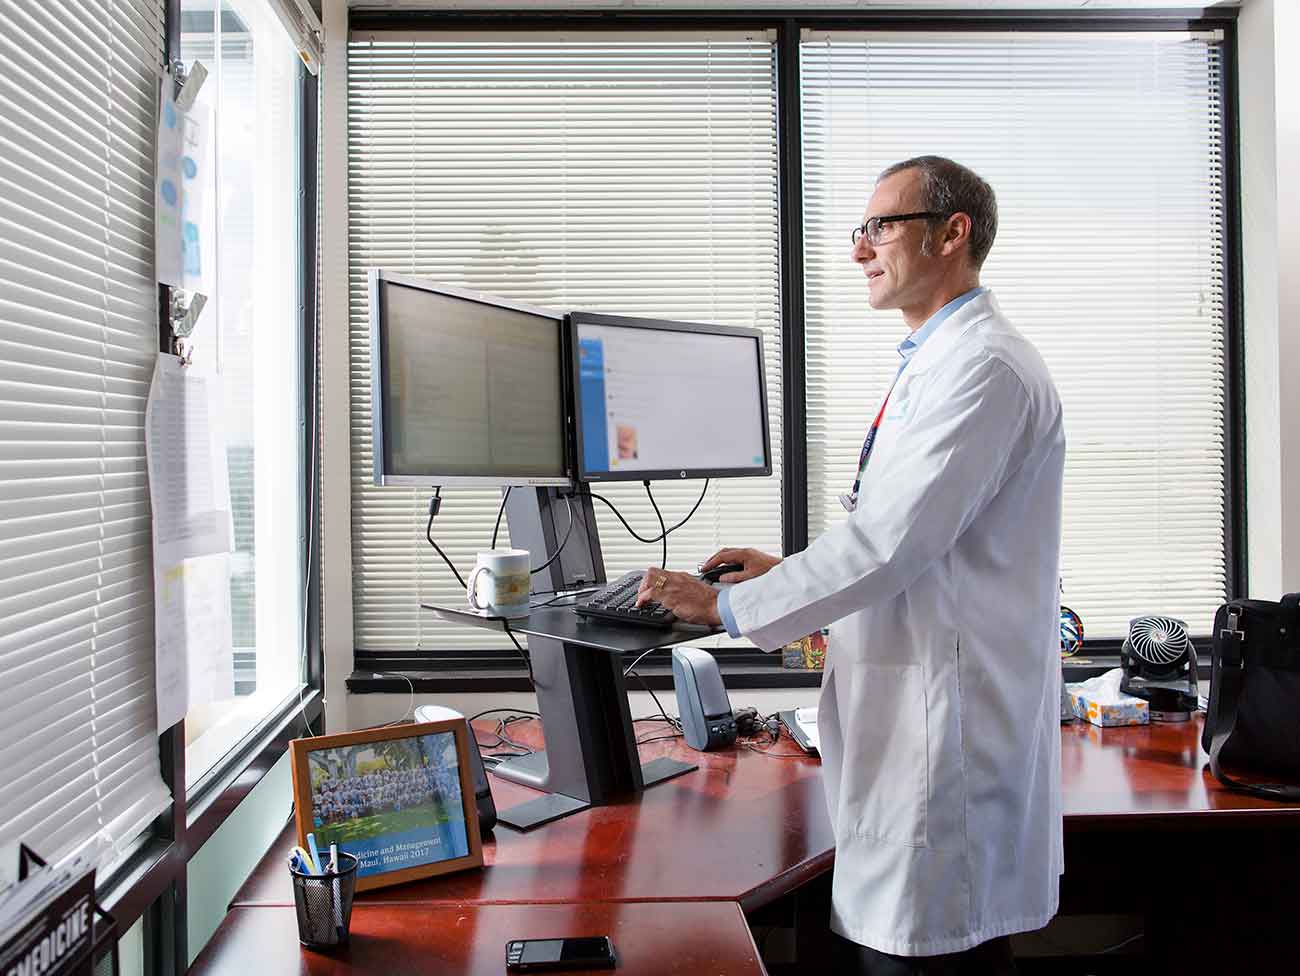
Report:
877,156,998,269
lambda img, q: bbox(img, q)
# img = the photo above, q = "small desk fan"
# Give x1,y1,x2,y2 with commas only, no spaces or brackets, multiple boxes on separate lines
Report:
1119,615,1198,721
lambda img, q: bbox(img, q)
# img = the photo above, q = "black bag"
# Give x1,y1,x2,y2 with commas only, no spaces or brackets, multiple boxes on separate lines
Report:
1202,594,1300,800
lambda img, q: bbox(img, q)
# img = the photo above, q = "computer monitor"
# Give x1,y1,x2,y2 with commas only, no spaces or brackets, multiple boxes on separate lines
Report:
369,270,572,487
569,312,772,483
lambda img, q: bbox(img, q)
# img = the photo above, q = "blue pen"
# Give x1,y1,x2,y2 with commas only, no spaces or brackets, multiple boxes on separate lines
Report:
307,833,323,875
289,845,316,874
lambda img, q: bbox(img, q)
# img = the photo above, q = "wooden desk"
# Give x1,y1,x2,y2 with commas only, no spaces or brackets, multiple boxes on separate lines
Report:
232,719,831,912
1060,717,1300,824
202,716,1300,973
189,901,766,976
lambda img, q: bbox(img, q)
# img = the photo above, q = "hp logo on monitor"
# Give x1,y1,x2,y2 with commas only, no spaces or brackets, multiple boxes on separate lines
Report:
680,470,687,478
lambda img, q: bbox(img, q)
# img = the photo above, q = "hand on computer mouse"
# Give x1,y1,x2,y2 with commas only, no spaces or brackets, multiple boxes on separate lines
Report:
698,562,746,585
700,548,781,584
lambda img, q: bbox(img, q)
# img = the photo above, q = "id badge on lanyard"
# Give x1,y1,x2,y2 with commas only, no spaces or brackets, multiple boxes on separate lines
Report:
839,388,895,513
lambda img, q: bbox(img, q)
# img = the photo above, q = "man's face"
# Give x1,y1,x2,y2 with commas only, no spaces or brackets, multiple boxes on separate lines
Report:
851,169,939,312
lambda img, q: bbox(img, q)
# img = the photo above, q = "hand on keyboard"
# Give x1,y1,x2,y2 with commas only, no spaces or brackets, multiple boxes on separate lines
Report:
633,568,723,628
573,571,677,628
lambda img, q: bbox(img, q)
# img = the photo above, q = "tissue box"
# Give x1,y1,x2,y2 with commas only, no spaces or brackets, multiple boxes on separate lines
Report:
1066,687,1149,727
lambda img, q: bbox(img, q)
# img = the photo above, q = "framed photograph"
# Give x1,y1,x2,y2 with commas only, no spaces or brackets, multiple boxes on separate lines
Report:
289,719,483,892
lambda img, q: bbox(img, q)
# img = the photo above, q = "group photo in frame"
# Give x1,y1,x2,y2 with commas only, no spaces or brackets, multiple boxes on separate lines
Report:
289,719,484,892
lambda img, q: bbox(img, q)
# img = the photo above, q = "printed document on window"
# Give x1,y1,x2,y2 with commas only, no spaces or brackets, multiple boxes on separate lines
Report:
155,73,212,293
145,354,234,732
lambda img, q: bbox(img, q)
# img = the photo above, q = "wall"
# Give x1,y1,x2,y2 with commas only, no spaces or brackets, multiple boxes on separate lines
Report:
1240,0,1300,598
320,0,354,734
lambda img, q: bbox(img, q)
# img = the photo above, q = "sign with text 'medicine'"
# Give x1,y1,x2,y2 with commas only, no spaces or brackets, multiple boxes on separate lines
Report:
0,870,94,976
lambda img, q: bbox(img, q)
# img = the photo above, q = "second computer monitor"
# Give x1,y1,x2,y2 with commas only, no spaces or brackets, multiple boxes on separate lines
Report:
571,312,771,482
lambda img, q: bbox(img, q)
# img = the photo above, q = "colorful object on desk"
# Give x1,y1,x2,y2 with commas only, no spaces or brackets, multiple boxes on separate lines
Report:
1060,605,1084,657
289,846,316,875
307,833,323,876
289,850,360,950
288,719,484,893
1066,669,1149,727
781,629,827,670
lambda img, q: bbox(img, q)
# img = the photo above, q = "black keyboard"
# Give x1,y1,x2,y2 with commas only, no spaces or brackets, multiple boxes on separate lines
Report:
573,570,677,628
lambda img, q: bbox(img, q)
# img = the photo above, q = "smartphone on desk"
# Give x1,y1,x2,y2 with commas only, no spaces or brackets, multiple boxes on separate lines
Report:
506,936,617,971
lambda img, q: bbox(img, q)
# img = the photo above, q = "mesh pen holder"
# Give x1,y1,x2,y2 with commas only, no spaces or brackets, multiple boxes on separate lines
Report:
290,851,359,949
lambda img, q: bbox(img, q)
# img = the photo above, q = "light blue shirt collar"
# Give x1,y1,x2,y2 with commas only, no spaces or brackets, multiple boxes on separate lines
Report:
897,286,986,368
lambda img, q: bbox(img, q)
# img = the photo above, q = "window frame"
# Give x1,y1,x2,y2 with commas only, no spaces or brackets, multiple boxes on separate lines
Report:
92,2,324,970
342,7,1243,690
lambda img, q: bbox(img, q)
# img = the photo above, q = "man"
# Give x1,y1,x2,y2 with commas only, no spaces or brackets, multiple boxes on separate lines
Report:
637,156,1065,974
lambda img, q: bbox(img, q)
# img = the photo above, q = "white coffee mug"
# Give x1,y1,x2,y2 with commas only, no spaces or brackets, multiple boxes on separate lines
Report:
467,549,530,618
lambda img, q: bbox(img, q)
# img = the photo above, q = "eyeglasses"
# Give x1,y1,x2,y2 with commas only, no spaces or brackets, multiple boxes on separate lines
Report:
851,211,946,246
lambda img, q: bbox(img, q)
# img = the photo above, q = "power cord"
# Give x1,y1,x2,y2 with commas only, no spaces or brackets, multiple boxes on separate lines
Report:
622,645,663,677
737,708,806,759
529,492,576,575
530,586,602,609
644,480,667,568
588,478,709,550
488,487,577,577
468,706,540,722
629,668,678,732
502,622,536,689
632,712,683,745
465,709,541,762
622,648,682,743
425,488,467,589
481,715,535,756
491,487,511,549
371,671,416,727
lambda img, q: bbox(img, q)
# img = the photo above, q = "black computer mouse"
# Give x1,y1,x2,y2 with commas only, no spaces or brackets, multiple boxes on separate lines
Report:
698,562,745,584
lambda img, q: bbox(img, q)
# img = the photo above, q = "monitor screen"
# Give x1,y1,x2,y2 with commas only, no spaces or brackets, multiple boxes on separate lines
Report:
571,312,771,482
369,271,570,486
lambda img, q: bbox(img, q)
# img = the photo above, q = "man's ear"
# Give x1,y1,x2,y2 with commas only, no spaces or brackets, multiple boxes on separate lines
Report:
938,212,972,258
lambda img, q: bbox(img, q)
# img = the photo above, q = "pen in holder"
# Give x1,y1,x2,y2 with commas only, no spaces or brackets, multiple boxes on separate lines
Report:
289,850,359,949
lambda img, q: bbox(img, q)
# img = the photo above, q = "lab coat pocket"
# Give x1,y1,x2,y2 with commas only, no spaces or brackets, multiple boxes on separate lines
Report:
843,663,929,849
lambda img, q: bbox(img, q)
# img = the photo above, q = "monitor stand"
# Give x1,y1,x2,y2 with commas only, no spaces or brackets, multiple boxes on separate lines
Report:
426,486,717,831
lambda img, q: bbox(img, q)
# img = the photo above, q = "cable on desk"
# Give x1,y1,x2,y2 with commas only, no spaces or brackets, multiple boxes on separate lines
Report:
495,715,536,754
425,488,467,589
627,667,678,733
644,480,667,569
588,479,709,547
479,716,535,756
633,716,683,745
530,586,601,609
468,707,540,722
737,709,807,759
636,730,684,745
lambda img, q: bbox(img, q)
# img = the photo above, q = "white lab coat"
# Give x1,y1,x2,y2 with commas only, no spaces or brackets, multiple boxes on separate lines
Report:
727,290,1065,956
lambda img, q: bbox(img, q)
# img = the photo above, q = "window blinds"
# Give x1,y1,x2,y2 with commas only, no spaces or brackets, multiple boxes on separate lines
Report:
800,31,1227,638
347,33,782,651
0,0,172,878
